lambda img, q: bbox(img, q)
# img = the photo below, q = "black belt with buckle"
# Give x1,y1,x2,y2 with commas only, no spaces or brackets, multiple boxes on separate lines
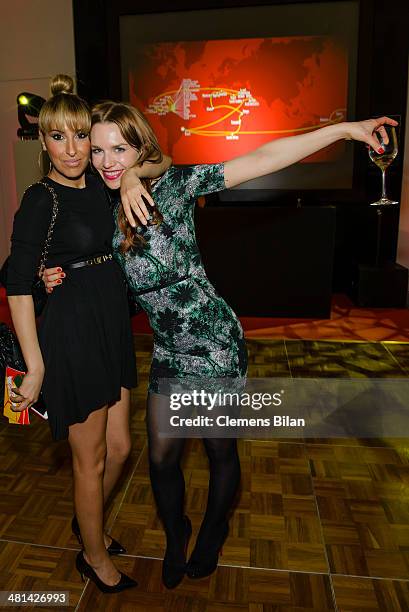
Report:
134,274,190,296
66,253,113,270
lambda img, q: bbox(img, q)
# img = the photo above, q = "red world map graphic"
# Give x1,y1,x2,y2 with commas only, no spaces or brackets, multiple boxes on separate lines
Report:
128,36,348,164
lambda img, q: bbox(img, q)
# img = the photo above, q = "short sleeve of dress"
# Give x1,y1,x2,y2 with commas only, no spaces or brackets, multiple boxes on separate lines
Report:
180,163,225,199
7,184,52,296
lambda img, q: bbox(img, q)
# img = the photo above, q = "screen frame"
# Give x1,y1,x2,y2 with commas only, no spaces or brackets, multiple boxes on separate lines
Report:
73,0,407,206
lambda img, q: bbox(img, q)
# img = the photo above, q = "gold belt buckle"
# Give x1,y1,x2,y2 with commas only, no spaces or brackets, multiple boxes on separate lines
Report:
86,254,112,266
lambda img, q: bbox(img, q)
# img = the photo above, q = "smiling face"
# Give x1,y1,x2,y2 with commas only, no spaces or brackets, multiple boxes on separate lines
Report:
42,125,90,187
91,122,139,190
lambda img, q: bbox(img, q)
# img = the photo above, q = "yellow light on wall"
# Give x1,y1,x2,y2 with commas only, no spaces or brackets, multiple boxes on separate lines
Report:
16,91,45,139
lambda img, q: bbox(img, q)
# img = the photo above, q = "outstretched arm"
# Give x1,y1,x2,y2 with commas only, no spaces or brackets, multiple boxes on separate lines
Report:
120,155,172,226
224,117,397,188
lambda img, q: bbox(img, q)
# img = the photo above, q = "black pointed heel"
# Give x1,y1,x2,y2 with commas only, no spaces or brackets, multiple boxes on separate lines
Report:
162,515,192,589
75,551,137,593
186,522,228,579
72,516,127,556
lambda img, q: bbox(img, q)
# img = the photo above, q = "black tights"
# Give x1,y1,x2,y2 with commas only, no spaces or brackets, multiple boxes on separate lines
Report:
147,393,241,562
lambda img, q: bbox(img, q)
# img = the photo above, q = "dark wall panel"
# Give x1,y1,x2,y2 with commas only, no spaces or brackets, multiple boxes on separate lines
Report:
195,206,336,317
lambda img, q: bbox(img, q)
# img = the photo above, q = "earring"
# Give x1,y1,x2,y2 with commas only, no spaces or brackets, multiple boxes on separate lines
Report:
37,150,44,173
38,149,52,175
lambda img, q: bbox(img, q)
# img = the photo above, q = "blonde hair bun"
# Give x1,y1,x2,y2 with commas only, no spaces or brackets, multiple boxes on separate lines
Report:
50,74,75,96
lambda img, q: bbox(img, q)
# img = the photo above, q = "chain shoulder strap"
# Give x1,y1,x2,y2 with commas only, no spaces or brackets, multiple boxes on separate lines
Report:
33,180,59,273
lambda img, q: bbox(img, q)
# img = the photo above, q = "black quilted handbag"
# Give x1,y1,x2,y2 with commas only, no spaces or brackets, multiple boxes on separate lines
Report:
0,323,26,404
0,180,59,317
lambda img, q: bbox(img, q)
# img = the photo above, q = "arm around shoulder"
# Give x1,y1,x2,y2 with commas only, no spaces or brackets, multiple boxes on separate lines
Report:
135,154,172,179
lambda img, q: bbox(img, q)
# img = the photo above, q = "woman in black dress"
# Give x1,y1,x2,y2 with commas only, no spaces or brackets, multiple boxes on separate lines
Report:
6,75,167,593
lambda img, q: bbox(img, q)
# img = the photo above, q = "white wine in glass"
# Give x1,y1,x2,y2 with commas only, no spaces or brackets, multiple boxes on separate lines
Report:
368,125,398,205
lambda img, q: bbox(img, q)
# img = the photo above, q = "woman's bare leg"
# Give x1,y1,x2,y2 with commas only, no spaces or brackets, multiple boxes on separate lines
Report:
68,406,120,585
104,387,131,503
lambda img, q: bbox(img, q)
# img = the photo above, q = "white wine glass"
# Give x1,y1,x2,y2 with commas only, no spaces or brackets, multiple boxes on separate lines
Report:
368,125,398,205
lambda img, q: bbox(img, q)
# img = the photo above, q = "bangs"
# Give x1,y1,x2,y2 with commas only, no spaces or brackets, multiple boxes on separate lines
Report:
39,94,91,134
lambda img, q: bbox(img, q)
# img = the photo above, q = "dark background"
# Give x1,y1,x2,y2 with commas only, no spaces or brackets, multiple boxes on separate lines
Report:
72,0,409,302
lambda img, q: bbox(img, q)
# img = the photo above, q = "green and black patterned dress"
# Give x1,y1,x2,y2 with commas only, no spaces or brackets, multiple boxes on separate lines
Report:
112,164,248,392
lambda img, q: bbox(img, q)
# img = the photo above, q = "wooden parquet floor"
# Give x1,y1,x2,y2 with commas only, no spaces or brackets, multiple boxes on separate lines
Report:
1,336,409,611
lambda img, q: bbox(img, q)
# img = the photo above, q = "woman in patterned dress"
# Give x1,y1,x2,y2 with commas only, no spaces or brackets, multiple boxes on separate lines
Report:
45,102,397,588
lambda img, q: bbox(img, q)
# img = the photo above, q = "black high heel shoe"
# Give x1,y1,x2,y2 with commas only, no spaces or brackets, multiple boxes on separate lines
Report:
76,551,137,593
186,522,228,579
162,515,192,589
72,516,126,556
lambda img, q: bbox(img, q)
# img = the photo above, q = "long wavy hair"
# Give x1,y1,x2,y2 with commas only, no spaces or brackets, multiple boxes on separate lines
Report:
91,101,164,252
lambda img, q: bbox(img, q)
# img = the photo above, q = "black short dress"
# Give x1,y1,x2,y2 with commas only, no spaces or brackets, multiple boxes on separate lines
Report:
7,175,137,440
